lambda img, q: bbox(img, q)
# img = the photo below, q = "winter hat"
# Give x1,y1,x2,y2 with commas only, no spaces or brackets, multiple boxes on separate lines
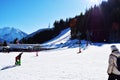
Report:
110,45,118,51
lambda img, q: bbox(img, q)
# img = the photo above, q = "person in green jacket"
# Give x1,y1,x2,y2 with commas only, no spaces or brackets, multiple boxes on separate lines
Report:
15,52,23,66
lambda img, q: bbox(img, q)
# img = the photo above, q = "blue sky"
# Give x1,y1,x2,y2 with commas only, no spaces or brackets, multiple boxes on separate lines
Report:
0,0,107,34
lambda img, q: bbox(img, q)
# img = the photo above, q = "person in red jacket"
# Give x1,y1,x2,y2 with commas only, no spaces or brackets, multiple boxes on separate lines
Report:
15,52,23,66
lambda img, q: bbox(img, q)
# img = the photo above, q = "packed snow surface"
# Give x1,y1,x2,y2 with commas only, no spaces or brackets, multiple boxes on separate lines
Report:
1,44,120,80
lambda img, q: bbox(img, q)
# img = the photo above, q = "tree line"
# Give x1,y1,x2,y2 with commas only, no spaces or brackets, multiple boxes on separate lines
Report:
20,19,70,44
70,0,120,42
20,0,120,44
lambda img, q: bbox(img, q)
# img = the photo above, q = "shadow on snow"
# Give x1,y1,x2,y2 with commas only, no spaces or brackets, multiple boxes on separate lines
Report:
1,65,17,71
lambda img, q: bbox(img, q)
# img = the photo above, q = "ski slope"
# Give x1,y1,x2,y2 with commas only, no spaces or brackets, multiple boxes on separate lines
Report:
0,28,120,80
42,28,86,48
44,28,70,45
1,44,119,80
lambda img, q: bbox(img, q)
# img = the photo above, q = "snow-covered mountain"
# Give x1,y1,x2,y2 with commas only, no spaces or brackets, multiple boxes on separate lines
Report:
0,27,28,42
0,38,4,42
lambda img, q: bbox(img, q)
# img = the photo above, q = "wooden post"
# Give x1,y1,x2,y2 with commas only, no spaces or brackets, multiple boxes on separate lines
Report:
77,32,81,53
78,39,81,53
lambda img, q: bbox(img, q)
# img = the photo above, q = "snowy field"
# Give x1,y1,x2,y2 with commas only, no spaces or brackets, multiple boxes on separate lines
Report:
0,28,120,80
1,43,120,80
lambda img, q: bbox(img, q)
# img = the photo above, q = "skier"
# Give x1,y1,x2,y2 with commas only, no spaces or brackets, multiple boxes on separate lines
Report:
107,45,120,80
15,52,23,66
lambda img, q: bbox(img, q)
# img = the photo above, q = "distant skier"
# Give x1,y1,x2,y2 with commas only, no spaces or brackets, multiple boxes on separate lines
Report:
107,45,120,80
15,52,23,66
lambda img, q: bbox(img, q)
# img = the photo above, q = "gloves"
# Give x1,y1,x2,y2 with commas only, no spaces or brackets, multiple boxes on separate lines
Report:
108,73,111,75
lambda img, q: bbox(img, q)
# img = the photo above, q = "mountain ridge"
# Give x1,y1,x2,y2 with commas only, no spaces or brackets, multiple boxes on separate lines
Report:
0,27,28,42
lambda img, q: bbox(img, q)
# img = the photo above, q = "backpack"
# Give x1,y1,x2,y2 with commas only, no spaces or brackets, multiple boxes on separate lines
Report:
111,54,120,71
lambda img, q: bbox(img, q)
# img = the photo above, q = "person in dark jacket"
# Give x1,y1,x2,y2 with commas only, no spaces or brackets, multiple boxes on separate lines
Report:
15,52,23,66
107,45,120,80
